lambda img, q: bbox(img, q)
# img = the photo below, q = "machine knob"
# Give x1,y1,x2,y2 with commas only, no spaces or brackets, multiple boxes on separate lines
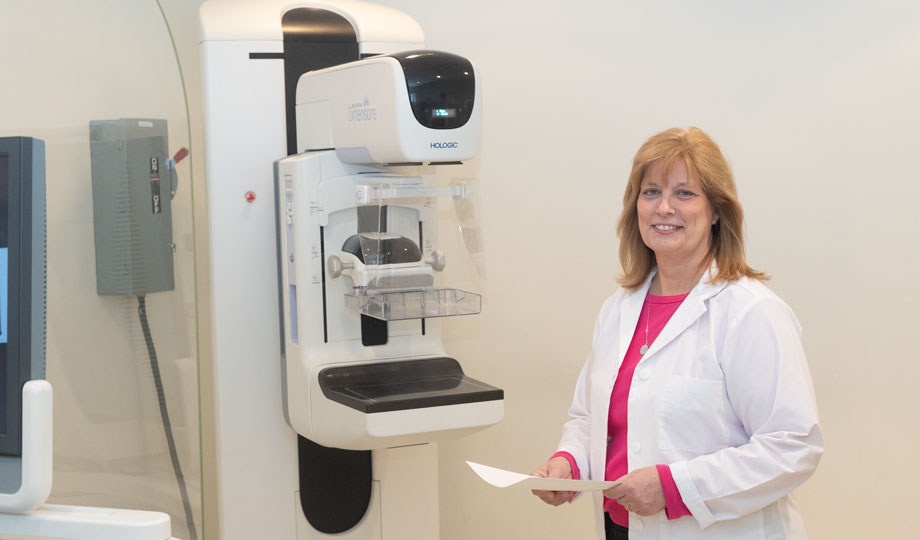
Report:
327,255,354,278
425,250,446,272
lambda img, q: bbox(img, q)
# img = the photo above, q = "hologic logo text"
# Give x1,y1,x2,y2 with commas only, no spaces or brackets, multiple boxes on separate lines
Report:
430,142,459,149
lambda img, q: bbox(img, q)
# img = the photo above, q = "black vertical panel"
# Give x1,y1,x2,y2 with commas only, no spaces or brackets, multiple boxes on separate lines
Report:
319,226,328,343
282,8,360,156
282,9,372,535
298,436,372,534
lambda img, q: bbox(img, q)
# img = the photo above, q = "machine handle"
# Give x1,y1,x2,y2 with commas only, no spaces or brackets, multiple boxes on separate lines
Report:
425,250,446,272
355,182,466,204
167,147,188,200
327,255,354,278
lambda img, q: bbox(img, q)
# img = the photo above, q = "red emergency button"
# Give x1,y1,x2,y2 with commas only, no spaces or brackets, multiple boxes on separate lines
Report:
245,191,256,203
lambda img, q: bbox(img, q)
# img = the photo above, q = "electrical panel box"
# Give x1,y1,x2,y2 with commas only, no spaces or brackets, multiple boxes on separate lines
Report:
90,118,175,296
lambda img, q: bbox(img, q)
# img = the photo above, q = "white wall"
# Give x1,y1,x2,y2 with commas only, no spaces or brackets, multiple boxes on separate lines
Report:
148,0,919,538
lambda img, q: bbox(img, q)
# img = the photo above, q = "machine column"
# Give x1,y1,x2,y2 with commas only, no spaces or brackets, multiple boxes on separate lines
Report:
373,443,439,540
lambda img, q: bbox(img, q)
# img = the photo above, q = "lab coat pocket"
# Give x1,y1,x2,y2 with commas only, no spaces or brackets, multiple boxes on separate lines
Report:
661,509,766,540
658,375,728,454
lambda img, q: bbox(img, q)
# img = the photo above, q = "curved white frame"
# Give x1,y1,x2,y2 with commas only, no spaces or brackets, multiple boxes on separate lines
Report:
0,380,52,513
0,380,177,539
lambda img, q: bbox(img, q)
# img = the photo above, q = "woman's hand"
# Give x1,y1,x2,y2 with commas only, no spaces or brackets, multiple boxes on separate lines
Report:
603,466,666,516
530,456,574,506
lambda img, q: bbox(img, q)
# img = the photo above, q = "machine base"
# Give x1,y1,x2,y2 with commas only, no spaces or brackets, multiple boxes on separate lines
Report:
0,504,174,540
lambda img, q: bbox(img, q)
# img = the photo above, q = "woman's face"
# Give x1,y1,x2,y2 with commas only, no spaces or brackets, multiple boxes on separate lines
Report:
637,159,717,267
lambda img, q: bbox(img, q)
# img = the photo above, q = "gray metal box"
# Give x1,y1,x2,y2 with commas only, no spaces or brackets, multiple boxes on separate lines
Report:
90,118,175,296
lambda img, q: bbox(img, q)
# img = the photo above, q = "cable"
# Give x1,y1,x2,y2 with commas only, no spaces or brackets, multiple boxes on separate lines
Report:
137,295,197,540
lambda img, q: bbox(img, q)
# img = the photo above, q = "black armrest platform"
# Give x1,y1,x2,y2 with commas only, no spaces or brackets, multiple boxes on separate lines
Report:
319,357,503,414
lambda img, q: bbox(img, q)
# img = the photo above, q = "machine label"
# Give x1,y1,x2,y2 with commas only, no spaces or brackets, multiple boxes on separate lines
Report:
151,179,161,214
150,157,161,214
430,142,459,149
348,97,377,122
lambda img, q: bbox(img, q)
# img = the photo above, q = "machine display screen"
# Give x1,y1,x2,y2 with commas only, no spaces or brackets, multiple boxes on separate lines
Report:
0,153,8,436
432,108,457,119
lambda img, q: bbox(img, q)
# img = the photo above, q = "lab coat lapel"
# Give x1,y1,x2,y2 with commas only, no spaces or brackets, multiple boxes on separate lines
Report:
617,271,655,369
641,265,726,360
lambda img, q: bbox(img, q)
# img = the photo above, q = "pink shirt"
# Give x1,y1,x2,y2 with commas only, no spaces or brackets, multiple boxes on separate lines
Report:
554,292,692,526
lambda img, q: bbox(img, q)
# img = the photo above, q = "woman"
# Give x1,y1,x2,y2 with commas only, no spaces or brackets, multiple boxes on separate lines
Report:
531,127,823,539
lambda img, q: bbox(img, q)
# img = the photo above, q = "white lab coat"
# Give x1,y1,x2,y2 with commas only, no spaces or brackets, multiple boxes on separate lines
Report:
556,268,823,540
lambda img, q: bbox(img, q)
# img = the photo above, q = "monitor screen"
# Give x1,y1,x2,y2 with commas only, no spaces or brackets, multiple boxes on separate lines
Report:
0,137,44,457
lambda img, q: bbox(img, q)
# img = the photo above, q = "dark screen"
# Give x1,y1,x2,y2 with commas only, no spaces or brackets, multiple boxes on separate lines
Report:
390,50,475,130
0,153,8,436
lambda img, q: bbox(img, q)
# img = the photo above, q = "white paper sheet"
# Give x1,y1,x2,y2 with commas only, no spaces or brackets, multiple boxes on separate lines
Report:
466,461,618,492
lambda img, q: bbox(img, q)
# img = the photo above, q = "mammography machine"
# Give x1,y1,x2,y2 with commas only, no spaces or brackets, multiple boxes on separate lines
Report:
200,1,501,539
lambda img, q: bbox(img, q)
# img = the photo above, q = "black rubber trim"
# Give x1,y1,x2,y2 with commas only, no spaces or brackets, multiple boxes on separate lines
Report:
249,52,285,59
282,8,359,156
429,161,463,166
419,221,425,336
320,227,328,343
384,162,423,167
319,357,504,413
298,436,371,534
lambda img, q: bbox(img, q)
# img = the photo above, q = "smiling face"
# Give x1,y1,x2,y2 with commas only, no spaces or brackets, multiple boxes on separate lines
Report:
637,158,718,270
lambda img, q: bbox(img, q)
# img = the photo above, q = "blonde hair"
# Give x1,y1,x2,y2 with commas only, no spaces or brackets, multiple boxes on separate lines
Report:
616,127,766,290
